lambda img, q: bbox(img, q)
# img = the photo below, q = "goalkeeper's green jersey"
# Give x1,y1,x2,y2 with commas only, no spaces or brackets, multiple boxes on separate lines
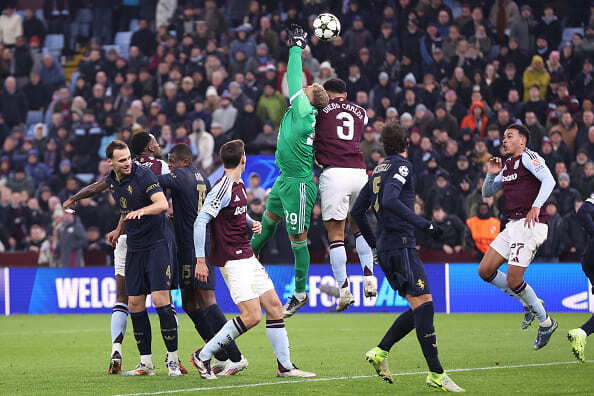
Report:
275,46,317,178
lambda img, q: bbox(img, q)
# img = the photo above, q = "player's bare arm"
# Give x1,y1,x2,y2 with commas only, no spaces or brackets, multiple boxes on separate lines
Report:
125,191,168,220
107,215,125,246
62,179,108,211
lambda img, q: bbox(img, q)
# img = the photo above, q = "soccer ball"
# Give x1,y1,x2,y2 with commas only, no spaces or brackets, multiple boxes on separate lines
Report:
313,13,341,41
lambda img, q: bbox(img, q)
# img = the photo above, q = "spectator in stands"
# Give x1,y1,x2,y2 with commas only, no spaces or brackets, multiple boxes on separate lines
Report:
461,101,487,137
562,199,587,261
256,83,286,129
425,169,464,219
39,54,65,89
522,55,550,101
25,197,50,230
250,120,278,155
23,71,50,113
6,167,35,197
247,172,266,202
467,199,500,259
534,5,562,51
0,77,27,128
577,161,594,199
424,206,465,254
509,5,536,52
85,226,112,255
0,8,23,47
26,223,52,266
55,210,87,267
551,173,582,217
535,201,564,262
25,150,52,186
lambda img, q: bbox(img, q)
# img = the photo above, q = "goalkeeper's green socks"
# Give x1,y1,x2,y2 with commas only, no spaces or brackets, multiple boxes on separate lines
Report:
291,240,310,294
250,212,279,255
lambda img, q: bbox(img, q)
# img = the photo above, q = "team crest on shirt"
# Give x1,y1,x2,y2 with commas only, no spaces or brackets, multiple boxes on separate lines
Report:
234,195,241,202
127,185,133,195
119,197,127,209
417,279,425,290
514,160,519,169
398,165,409,177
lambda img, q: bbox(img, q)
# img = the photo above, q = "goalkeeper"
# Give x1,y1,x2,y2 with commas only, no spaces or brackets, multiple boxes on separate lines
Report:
250,24,329,318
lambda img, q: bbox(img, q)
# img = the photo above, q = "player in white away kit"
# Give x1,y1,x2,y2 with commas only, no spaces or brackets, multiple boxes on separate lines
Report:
479,124,558,349
314,78,376,311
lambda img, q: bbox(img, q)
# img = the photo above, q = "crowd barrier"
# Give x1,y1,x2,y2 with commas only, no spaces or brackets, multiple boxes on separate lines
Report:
1,263,592,316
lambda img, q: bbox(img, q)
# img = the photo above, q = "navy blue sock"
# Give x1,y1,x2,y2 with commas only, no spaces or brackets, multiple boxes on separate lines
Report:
581,314,594,336
378,309,415,351
156,305,178,353
187,308,229,361
205,304,243,362
413,301,443,374
131,310,152,355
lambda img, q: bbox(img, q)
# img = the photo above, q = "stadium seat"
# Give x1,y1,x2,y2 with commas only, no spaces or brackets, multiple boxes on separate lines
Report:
115,31,132,59
25,110,44,130
16,10,25,20
561,27,584,47
44,34,64,59
69,70,80,93
36,9,46,27
129,19,139,32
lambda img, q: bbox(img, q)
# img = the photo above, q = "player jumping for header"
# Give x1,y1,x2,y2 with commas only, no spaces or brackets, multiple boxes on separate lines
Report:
480,123,558,350
249,24,329,317
351,122,464,392
190,140,315,379
314,77,376,311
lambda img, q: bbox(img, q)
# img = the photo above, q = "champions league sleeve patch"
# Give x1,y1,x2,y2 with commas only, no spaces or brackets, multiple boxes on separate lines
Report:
398,166,409,177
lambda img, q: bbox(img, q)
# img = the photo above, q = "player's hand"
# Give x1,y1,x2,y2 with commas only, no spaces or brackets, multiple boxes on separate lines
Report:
63,198,75,213
487,157,502,175
443,244,454,254
106,229,121,247
125,209,145,220
426,222,443,239
252,220,262,235
288,24,307,49
524,207,540,228
195,257,208,283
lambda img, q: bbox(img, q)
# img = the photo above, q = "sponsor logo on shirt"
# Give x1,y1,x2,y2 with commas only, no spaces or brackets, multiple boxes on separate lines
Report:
234,205,247,215
502,173,518,182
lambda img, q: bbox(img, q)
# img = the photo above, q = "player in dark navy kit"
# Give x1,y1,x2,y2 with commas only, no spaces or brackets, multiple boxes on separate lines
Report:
480,124,557,350
314,78,376,311
103,140,181,377
568,195,594,362
157,143,247,375
351,123,464,392
190,140,315,380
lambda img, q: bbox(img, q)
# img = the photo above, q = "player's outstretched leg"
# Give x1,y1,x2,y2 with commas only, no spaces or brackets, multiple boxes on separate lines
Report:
354,231,377,297
568,315,594,362
250,211,280,256
109,302,128,374
365,308,415,384
412,299,465,392
124,307,155,376
203,303,248,375
283,239,310,317
329,240,354,312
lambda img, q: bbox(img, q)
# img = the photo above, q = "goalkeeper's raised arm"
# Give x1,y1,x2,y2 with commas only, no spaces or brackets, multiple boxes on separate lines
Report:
287,24,329,116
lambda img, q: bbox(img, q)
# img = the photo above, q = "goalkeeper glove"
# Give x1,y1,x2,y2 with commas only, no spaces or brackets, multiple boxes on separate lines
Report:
288,24,307,49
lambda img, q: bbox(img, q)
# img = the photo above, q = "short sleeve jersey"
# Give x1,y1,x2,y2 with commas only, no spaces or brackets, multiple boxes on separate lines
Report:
106,162,168,251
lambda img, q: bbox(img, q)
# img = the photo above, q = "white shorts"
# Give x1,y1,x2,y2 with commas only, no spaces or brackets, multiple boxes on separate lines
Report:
319,167,368,221
490,219,548,268
114,234,127,277
220,255,275,304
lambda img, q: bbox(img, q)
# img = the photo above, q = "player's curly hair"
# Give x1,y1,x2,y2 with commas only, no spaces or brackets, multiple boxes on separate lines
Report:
130,132,152,157
311,84,329,109
323,78,346,94
381,121,408,155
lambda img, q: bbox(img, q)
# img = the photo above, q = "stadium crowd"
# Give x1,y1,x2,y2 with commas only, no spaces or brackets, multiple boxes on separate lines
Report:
0,0,592,266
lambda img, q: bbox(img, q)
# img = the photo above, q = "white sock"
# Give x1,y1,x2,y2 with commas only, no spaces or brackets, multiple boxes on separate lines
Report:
513,281,547,323
266,319,292,370
140,354,153,367
111,342,122,356
167,350,178,363
294,291,307,301
488,271,525,306
577,328,588,338
329,240,347,287
355,235,373,275
111,303,129,343
199,317,245,361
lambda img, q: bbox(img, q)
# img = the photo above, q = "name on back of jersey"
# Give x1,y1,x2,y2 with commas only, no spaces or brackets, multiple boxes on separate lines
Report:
321,101,365,120
372,163,392,175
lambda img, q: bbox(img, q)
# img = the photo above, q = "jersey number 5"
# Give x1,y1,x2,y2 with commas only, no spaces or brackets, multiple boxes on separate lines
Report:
197,184,207,213
336,112,354,141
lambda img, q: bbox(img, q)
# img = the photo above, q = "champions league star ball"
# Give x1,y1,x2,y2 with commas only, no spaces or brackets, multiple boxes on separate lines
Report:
313,13,341,41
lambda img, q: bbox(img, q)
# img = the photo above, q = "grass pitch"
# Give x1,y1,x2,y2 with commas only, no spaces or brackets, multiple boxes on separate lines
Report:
1,313,593,395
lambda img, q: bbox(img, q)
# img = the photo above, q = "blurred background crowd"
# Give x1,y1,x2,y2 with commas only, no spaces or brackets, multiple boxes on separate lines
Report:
0,0,592,266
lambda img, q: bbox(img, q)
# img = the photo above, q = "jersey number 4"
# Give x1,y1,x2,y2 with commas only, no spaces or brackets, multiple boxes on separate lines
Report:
336,112,355,140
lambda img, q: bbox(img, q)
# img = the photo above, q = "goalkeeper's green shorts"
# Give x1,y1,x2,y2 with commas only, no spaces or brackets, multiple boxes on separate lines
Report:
266,174,317,235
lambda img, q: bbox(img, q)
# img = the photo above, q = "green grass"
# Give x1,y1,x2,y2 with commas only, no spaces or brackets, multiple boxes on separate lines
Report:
1,313,593,395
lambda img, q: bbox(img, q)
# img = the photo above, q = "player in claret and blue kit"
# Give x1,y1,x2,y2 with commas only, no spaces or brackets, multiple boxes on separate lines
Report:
351,122,464,392
480,124,558,350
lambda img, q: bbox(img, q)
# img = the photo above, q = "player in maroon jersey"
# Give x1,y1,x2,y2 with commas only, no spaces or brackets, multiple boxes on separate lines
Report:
479,124,558,350
62,132,189,375
314,78,376,311
190,140,315,379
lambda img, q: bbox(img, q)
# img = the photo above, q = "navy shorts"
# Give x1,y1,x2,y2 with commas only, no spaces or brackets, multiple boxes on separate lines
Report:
582,247,594,293
177,247,216,291
378,247,430,298
125,240,175,296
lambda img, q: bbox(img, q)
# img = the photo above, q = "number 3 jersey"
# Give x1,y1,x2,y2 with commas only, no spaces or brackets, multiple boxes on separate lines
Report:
314,97,367,169
200,174,253,266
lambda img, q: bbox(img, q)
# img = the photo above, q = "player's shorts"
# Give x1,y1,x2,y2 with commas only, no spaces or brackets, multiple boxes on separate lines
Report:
266,174,317,235
114,234,127,277
220,255,274,304
378,247,430,298
490,219,548,268
581,246,594,290
177,247,215,290
125,240,175,296
319,167,368,221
